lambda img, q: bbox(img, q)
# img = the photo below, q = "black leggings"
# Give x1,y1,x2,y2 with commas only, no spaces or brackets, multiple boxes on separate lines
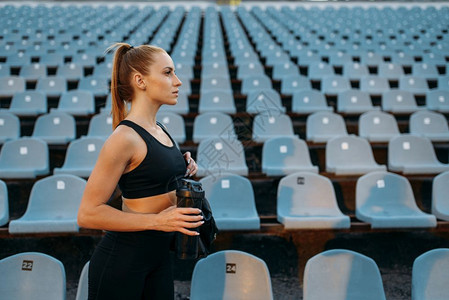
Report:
88,230,175,300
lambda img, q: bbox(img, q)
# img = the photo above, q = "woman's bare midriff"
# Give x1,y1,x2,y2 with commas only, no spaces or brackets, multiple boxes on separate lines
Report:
122,191,177,214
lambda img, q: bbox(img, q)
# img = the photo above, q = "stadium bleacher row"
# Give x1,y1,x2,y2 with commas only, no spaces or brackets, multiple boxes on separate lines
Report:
0,2,449,299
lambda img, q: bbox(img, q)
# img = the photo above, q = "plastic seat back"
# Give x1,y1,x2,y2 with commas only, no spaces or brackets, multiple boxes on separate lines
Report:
246,89,285,114
292,90,332,114
326,135,386,175
36,77,67,97
358,111,400,142
75,261,89,300
9,174,87,233
426,90,449,112
156,111,186,144
409,110,449,142
304,249,386,300
32,112,76,145
432,171,449,221
281,75,311,95
277,172,350,229
241,75,272,94
190,250,273,300
198,90,236,114
0,180,8,226
8,91,47,116
0,76,25,97
200,173,260,230
0,252,66,300
356,171,437,228
54,138,104,177
252,113,294,142
399,76,429,94
382,90,423,113
77,76,109,97
0,111,20,144
337,90,379,114
412,248,449,300
306,111,348,143
360,76,390,94
193,112,235,143
87,112,113,139
0,137,49,179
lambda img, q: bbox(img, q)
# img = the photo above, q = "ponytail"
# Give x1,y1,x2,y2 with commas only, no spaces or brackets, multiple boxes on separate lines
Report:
106,43,167,129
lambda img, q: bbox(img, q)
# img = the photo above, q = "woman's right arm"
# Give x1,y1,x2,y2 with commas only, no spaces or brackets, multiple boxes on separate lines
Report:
77,129,203,235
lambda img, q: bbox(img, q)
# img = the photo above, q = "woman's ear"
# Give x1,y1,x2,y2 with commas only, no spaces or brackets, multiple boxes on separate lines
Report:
134,73,147,91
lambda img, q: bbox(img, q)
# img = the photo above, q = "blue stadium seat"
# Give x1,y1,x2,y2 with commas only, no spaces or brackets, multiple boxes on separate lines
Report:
360,76,390,94
236,62,265,80
0,111,20,145
412,63,440,80
71,53,97,68
0,180,8,227
358,111,401,142
0,252,66,300
201,62,230,80
292,90,332,114
0,137,49,179
0,64,10,77
321,75,351,94
75,261,89,300
437,76,449,91
190,250,273,300
241,75,272,94
54,137,104,177
412,248,449,300
262,136,318,176
399,76,429,94
197,137,248,177
304,249,386,300
0,76,25,97
77,76,109,97
39,53,64,68
359,51,384,66
280,75,311,95
198,90,236,114
306,111,348,143
9,174,86,233
377,63,405,80
86,112,113,139
252,113,295,143
246,90,285,114
342,62,369,80
426,90,449,112
409,110,449,142
382,90,424,113
19,63,46,81
356,171,437,228
156,111,186,145
388,135,449,174
53,90,95,116
4,91,47,116
200,173,260,230
36,77,67,97
56,63,84,81
308,62,335,81
431,171,449,221
326,135,386,175
31,111,76,145
193,112,235,143
277,172,350,229
272,61,300,80
200,75,232,93
337,90,379,114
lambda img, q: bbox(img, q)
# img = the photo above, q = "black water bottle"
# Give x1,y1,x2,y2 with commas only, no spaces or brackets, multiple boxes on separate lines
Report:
176,178,204,259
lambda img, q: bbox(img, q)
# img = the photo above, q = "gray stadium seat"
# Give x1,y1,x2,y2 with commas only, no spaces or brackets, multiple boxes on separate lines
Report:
399,76,429,94
262,136,318,176
193,112,235,143
303,249,386,300
36,77,67,97
438,76,449,91
272,61,300,80
326,135,386,175
412,63,439,80
252,113,295,143
388,135,449,174
308,62,335,81
342,62,369,80
54,137,104,177
31,111,76,145
197,137,248,177
431,171,449,221
246,89,285,114
358,111,401,142
306,111,348,143
19,63,46,81
0,180,8,227
0,111,20,145
156,111,186,145
0,252,66,300
200,173,260,230
9,174,86,233
241,75,272,94
0,137,49,179
409,110,449,142
412,248,449,300
277,172,350,229
190,250,273,300
356,171,437,228
200,75,232,93
321,75,351,94
377,63,405,80
236,61,265,80
77,76,109,97
56,63,84,81
280,75,312,95
360,76,390,94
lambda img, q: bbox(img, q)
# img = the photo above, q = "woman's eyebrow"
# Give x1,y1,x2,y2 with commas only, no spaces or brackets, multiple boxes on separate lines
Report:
164,66,174,71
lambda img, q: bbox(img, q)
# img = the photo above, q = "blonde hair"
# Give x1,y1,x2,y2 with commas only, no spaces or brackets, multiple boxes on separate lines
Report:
106,43,167,128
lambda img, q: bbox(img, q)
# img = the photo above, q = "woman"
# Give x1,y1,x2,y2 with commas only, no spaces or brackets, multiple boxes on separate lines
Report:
77,43,202,300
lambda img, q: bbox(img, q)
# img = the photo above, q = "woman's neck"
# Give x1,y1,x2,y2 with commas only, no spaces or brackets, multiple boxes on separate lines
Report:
127,97,160,129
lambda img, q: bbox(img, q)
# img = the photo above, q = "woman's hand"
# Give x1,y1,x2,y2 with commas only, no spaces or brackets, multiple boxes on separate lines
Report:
183,151,198,177
155,205,204,236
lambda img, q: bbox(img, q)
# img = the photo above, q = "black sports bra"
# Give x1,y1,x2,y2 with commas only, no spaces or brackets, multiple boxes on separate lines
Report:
117,120,187,199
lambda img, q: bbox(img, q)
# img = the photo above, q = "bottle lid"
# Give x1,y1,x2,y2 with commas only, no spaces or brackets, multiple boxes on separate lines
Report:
176,178,205,199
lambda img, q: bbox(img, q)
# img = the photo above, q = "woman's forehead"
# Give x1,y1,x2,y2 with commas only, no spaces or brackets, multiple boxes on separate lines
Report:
152,52,174,69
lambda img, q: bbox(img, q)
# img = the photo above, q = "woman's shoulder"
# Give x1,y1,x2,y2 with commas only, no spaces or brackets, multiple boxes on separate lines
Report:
102,124,141,154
